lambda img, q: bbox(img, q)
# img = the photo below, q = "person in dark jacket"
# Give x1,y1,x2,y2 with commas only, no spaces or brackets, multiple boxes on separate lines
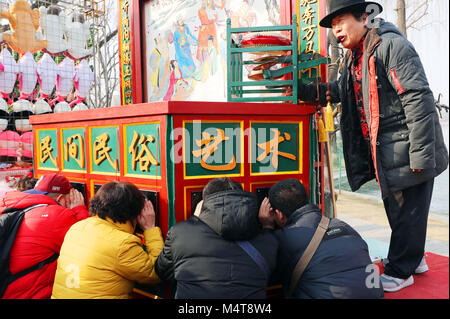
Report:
259,178,384,299
298,0,448,292
155,177,278,299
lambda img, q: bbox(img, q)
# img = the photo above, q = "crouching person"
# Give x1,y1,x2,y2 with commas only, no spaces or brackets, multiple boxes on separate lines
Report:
259,179,384,299
51,181,164,299
155,177,278,299
0,173,89,299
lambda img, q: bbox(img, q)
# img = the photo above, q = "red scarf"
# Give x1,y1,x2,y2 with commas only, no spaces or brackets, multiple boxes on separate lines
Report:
350,36,370,142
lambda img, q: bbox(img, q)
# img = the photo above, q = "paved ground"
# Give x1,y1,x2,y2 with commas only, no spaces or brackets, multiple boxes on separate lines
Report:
335,191,449,259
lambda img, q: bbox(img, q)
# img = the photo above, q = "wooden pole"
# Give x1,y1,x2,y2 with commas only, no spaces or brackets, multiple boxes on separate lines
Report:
324,132,337,218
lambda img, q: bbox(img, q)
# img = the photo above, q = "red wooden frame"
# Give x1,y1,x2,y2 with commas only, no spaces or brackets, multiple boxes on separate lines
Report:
30,101,317,234
118,0,144,105
171,111,313,224
115,0,329,214
120,0,329,104
31,106,170,233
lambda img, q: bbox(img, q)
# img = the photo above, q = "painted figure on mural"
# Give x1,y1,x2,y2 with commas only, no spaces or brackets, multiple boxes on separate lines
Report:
149,36,162,95
197,0,219,63
171,77,192,101
149,32,171,101
229,0,257,28
173,17,198,79
163,60,187,101
199,35,218,82
145,0,280,102
227,0,258,83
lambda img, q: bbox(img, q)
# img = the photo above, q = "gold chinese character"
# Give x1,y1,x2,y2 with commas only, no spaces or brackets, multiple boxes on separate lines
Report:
128,131,159,172
123,28,130,41
122,16,129,28
305,41,316,53
93,133,118,170
39,136,57,166
122,40,130,53
300,0,317,7
124,65,132,77
192,129,236,171
124,77,132,90
302,25,317,41
121,0,129,14
301,6,315,25
64,134,85,169
123,51,131,65
257,129,296,169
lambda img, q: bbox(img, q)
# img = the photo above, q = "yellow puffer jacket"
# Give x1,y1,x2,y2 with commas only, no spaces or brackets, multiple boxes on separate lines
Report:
51,215,164,299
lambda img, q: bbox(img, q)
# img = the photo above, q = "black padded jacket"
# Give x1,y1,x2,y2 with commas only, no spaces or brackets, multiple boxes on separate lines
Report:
300,19,448,198
155,190,278,299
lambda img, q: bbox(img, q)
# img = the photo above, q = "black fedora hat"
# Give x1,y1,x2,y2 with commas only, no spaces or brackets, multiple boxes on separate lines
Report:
319,0,383,28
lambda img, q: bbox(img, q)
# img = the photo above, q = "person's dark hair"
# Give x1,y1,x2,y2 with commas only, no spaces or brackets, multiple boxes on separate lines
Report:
268,179,309,217
202,177,243,199
89,181,145,224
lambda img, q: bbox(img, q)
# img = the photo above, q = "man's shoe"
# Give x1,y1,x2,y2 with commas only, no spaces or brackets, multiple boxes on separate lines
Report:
414,257,429,274
382,256,428,274
380,274,414,292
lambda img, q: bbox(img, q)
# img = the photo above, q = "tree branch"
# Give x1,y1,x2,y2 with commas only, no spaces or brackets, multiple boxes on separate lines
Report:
98,30,118,49
406,0,430,29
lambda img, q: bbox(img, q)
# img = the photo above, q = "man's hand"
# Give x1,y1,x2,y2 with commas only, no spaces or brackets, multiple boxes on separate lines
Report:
68,188,85,209
59,188,85,209
258,197,275,229
137,199,156,231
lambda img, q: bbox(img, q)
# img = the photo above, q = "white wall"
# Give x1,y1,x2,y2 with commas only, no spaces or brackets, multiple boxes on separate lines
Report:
375,0,449,108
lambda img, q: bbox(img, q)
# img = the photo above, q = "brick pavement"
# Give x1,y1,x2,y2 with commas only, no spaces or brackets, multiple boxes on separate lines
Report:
335,191,449,259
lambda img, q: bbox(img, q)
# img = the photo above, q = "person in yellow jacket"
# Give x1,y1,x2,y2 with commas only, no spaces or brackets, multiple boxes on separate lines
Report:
51,181,164,299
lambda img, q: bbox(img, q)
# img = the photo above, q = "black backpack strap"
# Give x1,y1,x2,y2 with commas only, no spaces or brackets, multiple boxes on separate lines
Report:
236,240,271,280
0,203,50,297
7,252,59,285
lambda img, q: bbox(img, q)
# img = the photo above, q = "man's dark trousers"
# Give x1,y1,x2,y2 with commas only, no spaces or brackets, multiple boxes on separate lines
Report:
383,179,435,279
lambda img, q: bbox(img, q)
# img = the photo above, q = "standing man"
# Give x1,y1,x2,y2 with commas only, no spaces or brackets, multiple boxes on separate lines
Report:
0,173,88,298
298,0,448,292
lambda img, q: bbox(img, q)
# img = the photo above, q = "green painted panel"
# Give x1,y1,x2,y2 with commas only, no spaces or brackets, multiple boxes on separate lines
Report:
62,128,86,171
124,123,161,177
90,126,120,173
298,0,321,84
184,122,242,178
37,129,58,169
250,122,300,174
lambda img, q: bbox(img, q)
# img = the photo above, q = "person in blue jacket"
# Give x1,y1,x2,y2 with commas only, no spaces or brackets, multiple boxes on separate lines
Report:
259,178,384,299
